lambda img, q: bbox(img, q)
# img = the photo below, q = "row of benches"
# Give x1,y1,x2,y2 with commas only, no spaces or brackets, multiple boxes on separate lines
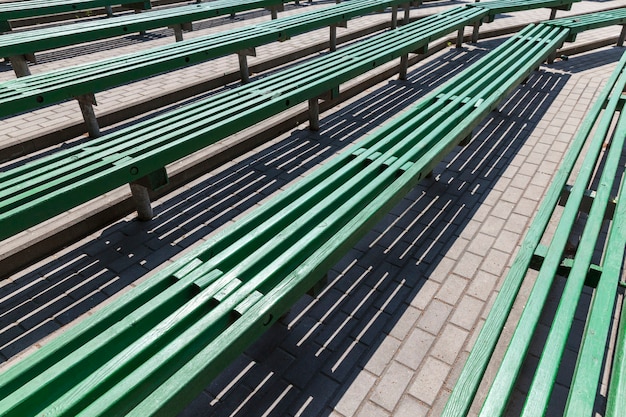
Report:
443,35,626,416
0,0,415,138
1,6,625,417
1,0,578,242
1,0,292,77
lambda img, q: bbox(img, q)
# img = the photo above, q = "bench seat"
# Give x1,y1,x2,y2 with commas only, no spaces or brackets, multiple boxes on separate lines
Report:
0,0,579,140
442,40,626,417
0,0,151,32
0,19,575,417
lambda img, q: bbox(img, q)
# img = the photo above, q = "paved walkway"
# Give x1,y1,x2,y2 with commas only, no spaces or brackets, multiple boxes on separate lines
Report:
1,0,625,416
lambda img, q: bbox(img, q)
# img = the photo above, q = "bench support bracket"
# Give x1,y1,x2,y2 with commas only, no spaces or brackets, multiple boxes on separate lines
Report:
329,21,346,52
76,93,100,138
170,22,193,42
9,55,32,77
130,167,169,221
308,87,339,131
238,48,256,84
559,185,617,220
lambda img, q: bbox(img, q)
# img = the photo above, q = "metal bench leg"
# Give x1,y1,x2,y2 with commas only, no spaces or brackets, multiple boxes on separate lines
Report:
308,98,320,131
403,4,410,25
472,21,480,43
399,54,409,80
330,20,347,51
129,167,169,221
391,5,398,29
171,24,184,42
130,183,153,221
618,25,626,47
270,6,278,20
170,22,192,42
105,5,114,17
237,48,256,84
456,27,464,48
9,55,31,77
550,8,557,20
76,94,100,138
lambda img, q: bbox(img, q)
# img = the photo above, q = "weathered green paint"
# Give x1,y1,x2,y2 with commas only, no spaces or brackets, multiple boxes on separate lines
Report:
521,56,626,417
606,294,626,417
0,0,283,57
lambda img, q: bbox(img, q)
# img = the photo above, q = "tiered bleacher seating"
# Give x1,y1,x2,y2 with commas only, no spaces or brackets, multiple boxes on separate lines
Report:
0,0,414,137
0,7,624,417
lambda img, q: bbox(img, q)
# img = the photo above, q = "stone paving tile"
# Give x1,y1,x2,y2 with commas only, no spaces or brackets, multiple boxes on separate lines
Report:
1,1,626,416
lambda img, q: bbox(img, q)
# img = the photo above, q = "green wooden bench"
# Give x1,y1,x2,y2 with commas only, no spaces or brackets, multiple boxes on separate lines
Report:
1,0,293,78
0,0,416,138
0,13,588,417
442,34,626,417
0,0,152,33
0,3,492,241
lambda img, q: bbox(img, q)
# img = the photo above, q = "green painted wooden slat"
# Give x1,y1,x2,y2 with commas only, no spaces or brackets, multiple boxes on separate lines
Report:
0,0,282,57
559,56,626,416
606,293,626,417
125,23,572,416
0,17,573,416
564,165,626,414
0,2,474,118
469,0,578,16
477,58,626,416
